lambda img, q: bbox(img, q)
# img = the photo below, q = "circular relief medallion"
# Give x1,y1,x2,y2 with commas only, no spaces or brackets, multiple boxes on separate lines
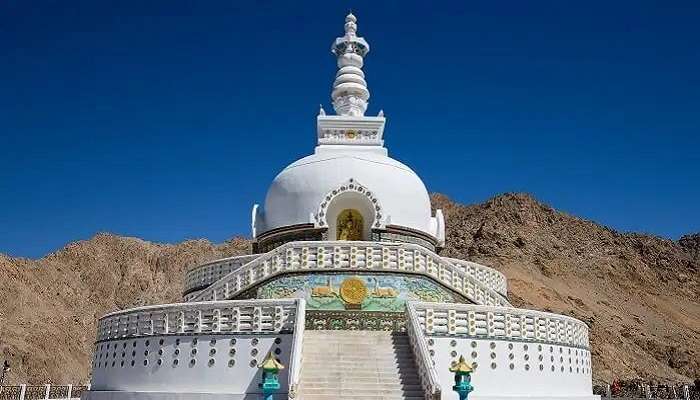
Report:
339,277,367,305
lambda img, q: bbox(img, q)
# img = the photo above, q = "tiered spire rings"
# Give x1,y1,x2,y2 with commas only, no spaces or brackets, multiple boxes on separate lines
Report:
331,13,371,117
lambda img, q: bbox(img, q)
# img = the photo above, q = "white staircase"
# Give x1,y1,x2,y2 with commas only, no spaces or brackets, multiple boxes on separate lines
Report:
299,330,425,400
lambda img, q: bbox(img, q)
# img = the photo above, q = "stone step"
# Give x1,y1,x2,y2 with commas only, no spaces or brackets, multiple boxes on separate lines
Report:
302,355,414,360
303,360,418,368
303,343,411,348
304,342,410,346
305,336,408,339
302,388,425,396
301,367,418,375
302,357,416,365
304,335,409,339
301,377,421,385
304,344,412,347
302,354,416,361
301,368,418,376
301,371,420,380
304,333,409,340
302,382,423,390
301,331,422,400
301,395,424,400
303,349,413,354
303,342,411,348
306,329,406,336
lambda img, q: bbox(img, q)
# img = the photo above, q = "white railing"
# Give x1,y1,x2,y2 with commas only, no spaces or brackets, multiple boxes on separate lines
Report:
96,299,301,341
411,302,590,349
0,384,90,400
287,300,306,400
443,257,507,297
191,241,510,307
406,302,442,400
183,254,261,295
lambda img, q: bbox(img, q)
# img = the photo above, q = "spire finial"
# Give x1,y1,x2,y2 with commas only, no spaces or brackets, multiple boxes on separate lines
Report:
344,12,357,36
330,13,370,117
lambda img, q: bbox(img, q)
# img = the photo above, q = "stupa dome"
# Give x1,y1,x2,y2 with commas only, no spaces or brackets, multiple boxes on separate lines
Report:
257,146,437,239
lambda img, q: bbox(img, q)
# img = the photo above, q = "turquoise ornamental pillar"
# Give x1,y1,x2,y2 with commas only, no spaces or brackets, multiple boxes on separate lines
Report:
259,352,285,400
450,355,474,400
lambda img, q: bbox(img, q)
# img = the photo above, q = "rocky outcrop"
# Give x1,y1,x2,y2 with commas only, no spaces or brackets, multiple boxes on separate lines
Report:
679,234,700,264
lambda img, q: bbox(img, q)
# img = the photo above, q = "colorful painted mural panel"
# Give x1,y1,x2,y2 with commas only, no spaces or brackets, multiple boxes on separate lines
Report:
248,273,464,312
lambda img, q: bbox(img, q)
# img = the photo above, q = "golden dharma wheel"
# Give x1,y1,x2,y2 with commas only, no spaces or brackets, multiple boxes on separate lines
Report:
339,277,367,305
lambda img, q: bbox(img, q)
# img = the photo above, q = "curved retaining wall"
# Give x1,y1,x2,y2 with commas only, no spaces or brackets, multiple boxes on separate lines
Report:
86,299,304,400
408,302,596,399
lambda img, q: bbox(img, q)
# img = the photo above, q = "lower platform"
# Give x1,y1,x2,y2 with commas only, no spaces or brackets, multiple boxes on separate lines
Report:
85,299,596,400
83,391,599,400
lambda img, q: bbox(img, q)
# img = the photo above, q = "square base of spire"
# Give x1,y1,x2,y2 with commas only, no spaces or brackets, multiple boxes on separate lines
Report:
317,115,385,146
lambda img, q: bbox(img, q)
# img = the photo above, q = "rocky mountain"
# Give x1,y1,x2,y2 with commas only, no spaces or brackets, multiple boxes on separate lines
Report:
0,235,250,385
0,193,698,385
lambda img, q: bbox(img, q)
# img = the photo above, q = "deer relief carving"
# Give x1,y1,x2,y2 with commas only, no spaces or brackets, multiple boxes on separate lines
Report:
311,277,337,297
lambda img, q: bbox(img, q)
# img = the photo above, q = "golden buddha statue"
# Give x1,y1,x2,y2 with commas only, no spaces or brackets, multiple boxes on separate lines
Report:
336,209,363,241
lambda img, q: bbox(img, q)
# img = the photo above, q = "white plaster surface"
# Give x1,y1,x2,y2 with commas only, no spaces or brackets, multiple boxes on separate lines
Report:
90,334,291,395
259,145,437,239
430,336,594,399
83,392,264,400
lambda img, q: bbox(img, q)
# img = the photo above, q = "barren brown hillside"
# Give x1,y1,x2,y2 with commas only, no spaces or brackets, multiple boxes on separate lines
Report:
0,235,250,384
0,193,698,385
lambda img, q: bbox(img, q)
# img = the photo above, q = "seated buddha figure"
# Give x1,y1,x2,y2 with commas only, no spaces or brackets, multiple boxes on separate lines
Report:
337,210,363,241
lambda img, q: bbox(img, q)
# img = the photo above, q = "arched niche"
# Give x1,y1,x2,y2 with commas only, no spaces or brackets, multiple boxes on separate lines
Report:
327,192,375,241
315,179,384,240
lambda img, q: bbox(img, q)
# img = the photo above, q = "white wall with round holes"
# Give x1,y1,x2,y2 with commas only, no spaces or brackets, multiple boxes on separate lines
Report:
88,334,292,396
427,337,596,399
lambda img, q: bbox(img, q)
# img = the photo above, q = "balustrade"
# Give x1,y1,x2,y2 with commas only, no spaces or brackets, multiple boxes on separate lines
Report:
442,257,507,297
410,302,589,349
406,303,442,400
191,241,510,308
0,386,89,400
96,299,300,341
183,254,260,296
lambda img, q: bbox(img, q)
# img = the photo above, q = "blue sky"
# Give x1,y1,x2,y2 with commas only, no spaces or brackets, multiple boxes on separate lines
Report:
1,1,699,258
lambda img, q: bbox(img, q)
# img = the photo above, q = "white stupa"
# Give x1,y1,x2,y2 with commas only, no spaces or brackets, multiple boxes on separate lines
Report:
84,14,597,400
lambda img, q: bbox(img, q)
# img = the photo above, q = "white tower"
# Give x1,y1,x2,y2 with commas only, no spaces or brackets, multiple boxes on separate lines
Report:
316,13,386,147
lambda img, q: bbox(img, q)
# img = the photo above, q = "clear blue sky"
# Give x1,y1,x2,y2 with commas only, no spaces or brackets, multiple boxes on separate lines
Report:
1,1,699,258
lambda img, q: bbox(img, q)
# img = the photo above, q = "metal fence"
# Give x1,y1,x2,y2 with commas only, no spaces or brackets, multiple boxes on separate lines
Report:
593,383,700,400
0,385,89,400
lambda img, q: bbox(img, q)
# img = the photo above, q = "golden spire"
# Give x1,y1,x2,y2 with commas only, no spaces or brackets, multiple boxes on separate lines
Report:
449,355,474,374
259,352,285,373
